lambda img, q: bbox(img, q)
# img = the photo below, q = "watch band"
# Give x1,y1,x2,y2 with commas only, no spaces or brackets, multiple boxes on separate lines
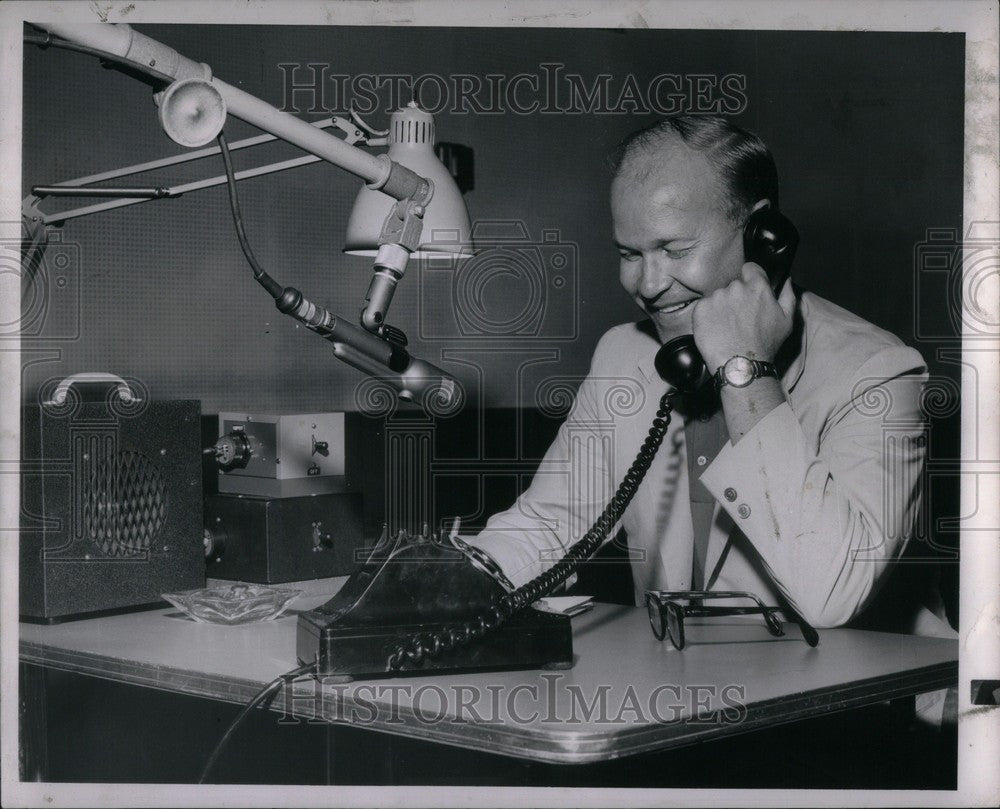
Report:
713,356,778,390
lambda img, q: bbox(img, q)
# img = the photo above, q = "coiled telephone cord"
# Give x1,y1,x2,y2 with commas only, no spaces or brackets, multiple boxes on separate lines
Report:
385,391,676,671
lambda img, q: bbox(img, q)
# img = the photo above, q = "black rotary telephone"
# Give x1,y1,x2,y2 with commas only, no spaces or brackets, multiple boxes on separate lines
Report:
297,207,801,680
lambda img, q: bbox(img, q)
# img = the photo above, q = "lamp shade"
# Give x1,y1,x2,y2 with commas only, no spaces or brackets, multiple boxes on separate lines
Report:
344,103,474,258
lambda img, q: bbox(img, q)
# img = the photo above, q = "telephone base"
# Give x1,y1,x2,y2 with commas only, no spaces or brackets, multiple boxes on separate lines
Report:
297,607,574,680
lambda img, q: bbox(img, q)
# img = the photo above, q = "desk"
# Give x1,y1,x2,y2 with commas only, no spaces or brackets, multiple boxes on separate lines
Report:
19,584,957,776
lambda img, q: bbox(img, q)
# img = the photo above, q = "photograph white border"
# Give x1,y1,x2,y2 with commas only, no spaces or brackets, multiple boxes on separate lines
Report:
1,1,996,807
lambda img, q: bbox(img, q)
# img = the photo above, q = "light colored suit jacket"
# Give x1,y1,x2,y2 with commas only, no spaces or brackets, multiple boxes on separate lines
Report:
467,291,952,635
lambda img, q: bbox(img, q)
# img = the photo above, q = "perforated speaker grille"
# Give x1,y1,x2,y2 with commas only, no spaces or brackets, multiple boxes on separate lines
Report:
83,450,167,556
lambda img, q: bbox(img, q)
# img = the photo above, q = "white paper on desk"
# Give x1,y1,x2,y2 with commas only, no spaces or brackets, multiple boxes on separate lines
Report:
533,596,594,617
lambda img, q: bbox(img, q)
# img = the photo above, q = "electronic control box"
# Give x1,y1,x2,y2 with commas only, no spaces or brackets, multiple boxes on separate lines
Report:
217,412,347,498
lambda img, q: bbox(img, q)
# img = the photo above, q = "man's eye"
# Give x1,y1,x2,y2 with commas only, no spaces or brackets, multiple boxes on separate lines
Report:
618,251,640,262
664,247,692,259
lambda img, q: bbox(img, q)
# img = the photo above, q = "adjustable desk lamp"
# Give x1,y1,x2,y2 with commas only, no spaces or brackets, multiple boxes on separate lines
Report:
22,23,473,409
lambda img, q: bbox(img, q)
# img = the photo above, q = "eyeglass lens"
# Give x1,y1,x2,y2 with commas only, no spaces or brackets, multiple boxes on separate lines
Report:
646,595,667,640
666,601,685,650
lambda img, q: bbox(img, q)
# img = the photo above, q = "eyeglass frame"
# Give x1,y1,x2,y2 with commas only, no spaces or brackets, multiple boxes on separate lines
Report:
645,590,820,650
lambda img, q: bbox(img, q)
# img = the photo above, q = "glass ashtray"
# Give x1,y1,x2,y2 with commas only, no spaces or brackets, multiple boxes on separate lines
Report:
161,583,302,625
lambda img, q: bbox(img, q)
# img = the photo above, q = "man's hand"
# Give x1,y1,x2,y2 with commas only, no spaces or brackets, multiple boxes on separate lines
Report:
691,263,796,373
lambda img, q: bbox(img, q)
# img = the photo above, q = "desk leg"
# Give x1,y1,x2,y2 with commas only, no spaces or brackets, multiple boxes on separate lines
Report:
19,663,50,782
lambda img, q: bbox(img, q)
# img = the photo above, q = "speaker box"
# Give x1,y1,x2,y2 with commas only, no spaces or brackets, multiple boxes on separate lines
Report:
20,393,205,622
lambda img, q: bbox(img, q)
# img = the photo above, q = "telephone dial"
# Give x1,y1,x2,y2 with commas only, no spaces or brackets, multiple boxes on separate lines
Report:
297,207,801,680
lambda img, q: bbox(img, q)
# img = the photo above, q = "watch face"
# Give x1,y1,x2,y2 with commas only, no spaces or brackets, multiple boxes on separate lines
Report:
723,355,755,387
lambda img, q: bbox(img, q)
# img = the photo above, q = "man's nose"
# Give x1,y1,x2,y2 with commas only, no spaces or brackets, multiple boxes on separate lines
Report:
637,255,673,300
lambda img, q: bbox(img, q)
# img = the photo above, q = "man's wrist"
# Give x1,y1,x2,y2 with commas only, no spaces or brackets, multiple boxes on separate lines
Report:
719,376,786,443
712,353,779,390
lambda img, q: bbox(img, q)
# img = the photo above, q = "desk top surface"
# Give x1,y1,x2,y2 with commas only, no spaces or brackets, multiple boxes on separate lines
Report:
20,582,957,764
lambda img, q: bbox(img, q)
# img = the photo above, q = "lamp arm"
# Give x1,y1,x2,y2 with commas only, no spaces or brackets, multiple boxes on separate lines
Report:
36,22,427,202
18,120,364,283
31,22,444,336
27,22,455,401
22,118,370,229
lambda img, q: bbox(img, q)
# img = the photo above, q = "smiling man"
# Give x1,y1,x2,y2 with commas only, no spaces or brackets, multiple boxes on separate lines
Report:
464,115,952,648
611,118,796,446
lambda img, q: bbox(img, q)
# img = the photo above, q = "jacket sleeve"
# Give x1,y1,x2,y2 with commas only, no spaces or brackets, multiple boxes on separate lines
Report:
699,345,928,628
463,331,633,588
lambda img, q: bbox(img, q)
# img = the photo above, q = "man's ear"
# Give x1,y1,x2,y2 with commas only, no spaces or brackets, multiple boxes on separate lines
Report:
750,198,772,214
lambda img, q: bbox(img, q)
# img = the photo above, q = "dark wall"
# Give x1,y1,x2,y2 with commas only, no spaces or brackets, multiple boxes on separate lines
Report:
21,26,965,413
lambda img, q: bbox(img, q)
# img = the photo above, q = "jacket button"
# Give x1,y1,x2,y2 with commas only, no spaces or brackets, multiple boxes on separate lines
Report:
696,455,707,466
724,487,737,501
737,504,751,519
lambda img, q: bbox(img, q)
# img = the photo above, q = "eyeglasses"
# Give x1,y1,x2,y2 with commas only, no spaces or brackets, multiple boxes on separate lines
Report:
645,590,819,650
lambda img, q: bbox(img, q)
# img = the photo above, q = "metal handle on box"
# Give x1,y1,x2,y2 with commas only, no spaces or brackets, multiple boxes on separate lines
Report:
44,373,138,406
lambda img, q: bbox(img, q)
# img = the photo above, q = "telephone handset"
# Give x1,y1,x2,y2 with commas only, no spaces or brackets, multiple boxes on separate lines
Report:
654,207,800,393
297,207,802,680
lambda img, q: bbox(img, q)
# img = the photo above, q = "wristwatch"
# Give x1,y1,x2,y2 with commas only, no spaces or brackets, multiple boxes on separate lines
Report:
713,355,778,390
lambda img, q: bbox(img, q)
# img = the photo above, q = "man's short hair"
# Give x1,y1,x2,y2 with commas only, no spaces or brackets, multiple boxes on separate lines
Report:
609,115,780,223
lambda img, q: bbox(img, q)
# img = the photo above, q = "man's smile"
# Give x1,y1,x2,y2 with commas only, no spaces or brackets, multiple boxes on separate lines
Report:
646,297,698,315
